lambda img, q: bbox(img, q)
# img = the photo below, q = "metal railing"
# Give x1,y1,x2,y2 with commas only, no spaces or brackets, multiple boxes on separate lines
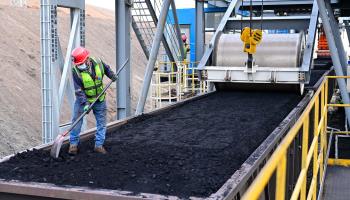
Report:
150,61,207,109
242,76,335,200
131,0,183,63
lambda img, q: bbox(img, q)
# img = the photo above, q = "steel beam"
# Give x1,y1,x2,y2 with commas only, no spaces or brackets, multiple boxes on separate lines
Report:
301,1,319,75
170,0,185,61
325,0,348,74
58,10,79,109
136,0,172,115
226,16,311,30
57,0,84,9
196,0,205,62
317,0,350,126
344,20,350,42
41,0,58,143
40,0,85,143
116,0,132,119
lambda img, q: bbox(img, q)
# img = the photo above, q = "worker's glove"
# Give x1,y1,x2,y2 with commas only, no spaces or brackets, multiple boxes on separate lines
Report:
111,73,118,82
83,104,90,113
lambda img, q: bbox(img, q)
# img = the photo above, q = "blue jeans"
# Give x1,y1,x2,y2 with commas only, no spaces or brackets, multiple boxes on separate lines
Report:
69,100,107,147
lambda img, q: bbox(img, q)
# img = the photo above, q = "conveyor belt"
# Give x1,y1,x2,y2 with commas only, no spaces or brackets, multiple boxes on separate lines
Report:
0,70,332,199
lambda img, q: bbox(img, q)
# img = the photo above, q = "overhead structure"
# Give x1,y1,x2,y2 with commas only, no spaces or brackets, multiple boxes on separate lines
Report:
135,0,186,114
116,0,132,119
197,0,350,125
40,0,85,143
131,0,185,62
198,0,320,94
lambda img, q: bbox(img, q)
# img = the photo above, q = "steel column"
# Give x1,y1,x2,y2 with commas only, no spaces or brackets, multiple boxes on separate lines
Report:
344,20,350,43
116,0,132,119
195,0,205,62
40,0,85,143
317,0,350,126
58,9,79,108
135,0,172,115
170,0,185,61
301,1,319,73
324,0,348,74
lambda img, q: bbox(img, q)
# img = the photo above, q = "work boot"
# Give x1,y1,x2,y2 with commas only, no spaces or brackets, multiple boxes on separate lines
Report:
68,145,78,155
94,146,107,154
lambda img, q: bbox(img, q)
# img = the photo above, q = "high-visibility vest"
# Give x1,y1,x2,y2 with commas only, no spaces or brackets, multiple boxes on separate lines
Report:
73,57,105,103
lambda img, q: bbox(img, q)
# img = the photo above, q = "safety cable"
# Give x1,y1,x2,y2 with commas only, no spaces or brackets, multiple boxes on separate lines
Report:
261,0,264,30
249,0,252,36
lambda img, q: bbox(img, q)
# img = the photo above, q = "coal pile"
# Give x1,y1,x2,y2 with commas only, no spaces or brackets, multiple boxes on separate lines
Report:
0,91,302,198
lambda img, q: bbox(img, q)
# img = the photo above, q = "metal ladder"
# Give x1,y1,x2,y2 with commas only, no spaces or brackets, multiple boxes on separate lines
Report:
131,0,181,65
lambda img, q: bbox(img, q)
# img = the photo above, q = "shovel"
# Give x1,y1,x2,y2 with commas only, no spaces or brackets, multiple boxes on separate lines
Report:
50,59,129,158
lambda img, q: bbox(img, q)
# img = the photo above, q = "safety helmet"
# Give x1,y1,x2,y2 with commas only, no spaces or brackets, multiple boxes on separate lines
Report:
181,34,187,42
71,47,90,65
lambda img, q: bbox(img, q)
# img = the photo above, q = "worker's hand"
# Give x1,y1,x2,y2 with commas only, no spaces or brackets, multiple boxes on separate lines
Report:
111,73,118,82
83,104,90,113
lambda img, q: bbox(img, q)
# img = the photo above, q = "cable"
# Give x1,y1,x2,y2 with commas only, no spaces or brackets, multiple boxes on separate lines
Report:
250,0,252,36
261,0,264,30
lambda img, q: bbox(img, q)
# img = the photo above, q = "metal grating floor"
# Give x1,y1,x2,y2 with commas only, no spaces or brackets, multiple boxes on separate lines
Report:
323,166,350,200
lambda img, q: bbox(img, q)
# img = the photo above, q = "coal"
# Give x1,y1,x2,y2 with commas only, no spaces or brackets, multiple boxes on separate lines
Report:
0,91,302,198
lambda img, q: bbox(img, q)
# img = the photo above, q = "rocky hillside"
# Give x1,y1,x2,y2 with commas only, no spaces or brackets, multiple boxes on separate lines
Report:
0,0,149,157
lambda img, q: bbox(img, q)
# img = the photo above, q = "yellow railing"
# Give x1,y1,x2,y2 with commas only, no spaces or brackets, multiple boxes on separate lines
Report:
242,76,333,200
151,61,207,109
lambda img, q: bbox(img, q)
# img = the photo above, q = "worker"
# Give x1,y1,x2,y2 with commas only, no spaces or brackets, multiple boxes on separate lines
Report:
69,47,118,155
182,34,190,60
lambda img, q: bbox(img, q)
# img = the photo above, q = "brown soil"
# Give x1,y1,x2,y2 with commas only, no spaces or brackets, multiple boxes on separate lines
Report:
0,0,149,158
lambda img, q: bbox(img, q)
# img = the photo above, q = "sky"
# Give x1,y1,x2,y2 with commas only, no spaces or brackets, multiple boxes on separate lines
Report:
85,0,195,10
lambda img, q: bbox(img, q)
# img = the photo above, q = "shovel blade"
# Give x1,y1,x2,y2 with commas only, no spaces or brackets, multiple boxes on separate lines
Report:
50,135,65,158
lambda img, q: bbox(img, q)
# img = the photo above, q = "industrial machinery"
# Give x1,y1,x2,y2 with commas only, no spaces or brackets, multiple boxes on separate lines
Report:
198,0,319,94
2,0,350,200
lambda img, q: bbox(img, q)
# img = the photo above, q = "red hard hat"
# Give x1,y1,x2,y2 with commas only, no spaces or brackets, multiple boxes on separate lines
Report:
71,47,89,65
181,34,187,42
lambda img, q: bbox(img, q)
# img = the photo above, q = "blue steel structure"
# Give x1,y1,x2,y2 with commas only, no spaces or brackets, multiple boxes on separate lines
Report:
170,8,197,63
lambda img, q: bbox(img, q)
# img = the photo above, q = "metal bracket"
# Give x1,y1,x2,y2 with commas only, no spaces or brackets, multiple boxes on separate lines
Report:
224,70,231,81
298,72,306,82
125,0,133,7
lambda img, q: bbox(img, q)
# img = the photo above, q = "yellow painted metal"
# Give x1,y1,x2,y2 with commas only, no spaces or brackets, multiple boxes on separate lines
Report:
333,131,350,135
276,154,287,200
328,159,350,167
242,78,327,200
312,96,319,200
326,75,350,79
327,104,350,107
301,116,309,200
241,75,350,200
240,27,263,54
307,158,320,200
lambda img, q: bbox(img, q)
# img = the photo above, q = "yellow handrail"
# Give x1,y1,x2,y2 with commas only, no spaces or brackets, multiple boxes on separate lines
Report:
242,78,329,200
242,75,350,199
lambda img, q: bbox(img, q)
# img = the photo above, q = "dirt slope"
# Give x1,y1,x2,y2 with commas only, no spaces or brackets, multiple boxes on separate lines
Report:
0,0,149,158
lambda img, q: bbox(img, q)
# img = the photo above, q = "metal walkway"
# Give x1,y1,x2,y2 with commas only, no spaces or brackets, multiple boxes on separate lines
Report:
322,166,350,200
